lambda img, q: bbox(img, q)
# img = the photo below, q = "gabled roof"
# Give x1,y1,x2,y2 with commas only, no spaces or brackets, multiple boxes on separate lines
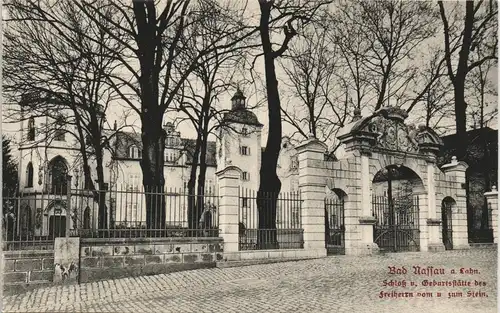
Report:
113,131,217,166
222,108,263,126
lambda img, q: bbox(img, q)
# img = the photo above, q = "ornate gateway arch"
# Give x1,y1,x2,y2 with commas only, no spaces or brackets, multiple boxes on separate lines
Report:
296,107,469,255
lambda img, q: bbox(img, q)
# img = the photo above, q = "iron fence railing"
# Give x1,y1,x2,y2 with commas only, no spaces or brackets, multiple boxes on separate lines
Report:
2,186,70,251
2,185,219,250
324,197,345,254
73,185,219,238
238,188,303,251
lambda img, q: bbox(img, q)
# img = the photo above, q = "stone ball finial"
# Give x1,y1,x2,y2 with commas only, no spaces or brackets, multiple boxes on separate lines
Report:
451,156,458,164
493,185,497,192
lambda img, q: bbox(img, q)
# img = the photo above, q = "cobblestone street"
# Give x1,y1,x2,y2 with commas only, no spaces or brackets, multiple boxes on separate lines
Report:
3,249,497,313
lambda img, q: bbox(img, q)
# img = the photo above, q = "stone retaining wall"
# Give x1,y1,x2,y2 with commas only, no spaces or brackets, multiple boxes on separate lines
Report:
79,237,224,283
3,250,54,295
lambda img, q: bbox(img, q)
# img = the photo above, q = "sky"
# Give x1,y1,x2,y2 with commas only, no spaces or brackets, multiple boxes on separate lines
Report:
1,0,498,151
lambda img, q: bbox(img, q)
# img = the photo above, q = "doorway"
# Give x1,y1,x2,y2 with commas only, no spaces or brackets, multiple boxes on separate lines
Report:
441,197,455,250
49,215,66,238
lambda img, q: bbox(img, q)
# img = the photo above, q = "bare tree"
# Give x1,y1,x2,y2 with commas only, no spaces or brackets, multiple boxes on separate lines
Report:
467,56,498,130
256,0,331,249
3,0,129,229
279,21,349,149
438,0,498,158
68,0,258,229
173,1,249,231
331,0,442,112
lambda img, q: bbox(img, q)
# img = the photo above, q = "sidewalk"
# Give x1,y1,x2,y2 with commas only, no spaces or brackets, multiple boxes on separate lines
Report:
3,249,497,313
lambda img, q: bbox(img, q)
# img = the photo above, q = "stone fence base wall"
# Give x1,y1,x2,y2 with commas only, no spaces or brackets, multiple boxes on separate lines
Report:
3,250,55,295
221,248,325,263
79,237,224,283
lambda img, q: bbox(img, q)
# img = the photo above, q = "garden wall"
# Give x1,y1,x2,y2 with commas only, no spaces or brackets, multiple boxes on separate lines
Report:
3,250,54,295
79,237,224,283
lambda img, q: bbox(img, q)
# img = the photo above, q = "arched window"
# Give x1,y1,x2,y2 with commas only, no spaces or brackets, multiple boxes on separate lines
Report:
48,156,68,194
128,145,141,159
27,118,35,141
83,206,91,229
54,115,66,141
26,162,34,187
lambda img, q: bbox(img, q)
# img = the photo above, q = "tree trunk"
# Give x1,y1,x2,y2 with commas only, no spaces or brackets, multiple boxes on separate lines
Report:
256,1,283,249
134,2,166,231
453,1,475,160
187,126,202,234
140,111,166,230
95,149,107,231
196,119,209,236
453,84,468,159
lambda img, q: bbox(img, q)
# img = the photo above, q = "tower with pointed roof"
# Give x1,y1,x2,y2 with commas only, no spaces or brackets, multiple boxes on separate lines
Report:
216,88,263,191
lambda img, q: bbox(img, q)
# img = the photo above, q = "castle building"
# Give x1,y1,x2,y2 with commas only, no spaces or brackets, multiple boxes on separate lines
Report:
13,89,274,236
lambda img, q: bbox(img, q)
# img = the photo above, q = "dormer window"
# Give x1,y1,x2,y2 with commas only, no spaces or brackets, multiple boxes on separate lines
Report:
128,145,141,159
27,117,35,141
240,146,250,156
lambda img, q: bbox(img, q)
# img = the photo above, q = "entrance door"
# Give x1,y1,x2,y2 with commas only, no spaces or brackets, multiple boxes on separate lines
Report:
442,200,453,250
325,198,345,255
49,216,66,238
373,194,420,252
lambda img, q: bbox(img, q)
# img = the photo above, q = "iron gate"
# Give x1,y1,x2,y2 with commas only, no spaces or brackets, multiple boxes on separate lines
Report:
441,201,453,250
372,194,420,252
325,198,345,255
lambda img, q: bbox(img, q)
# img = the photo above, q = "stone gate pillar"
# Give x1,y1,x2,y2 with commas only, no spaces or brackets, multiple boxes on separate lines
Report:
296,136,327,256
426,162,445,252
484,186,498,243
215,165,242,255
441,157,470,250
357,152,379,255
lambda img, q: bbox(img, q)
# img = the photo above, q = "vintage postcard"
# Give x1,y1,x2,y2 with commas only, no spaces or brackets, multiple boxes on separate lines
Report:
1,0,497,312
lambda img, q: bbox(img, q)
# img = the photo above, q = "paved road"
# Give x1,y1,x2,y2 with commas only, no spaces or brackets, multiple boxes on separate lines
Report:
3,249,497,313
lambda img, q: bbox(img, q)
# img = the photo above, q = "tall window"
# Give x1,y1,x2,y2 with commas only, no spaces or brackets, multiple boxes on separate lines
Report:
27,118,35,141
53,115,66,141
240,146,250,155
26,162,34,187
127,173,141,191
48,156,68,194
128,145,141,159
207,180,213,194
242,172,250,181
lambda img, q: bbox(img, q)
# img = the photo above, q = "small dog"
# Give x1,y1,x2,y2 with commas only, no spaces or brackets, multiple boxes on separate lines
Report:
55,262,78,280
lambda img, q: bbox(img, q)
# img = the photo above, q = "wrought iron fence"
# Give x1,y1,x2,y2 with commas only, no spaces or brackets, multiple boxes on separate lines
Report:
372,194,420,252
238,188,303,250
2,185,219,250
324,197,345,254
73,185,219,238
2,186,70,251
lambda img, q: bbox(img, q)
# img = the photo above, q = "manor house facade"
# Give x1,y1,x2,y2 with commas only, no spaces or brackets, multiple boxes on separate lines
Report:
14,89,301,236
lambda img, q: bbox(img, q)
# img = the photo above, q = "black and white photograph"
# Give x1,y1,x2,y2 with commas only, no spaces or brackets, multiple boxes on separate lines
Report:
0,0,498,312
